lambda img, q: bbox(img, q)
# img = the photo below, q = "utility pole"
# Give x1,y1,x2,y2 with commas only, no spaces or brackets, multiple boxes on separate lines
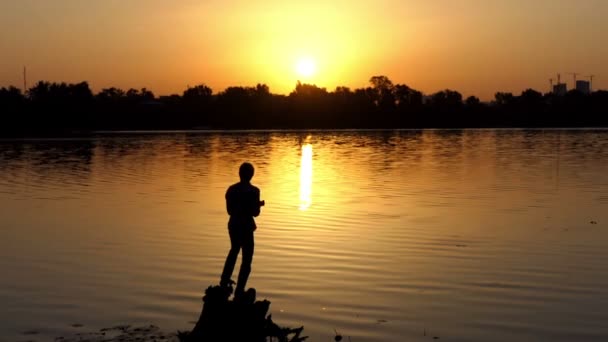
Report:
23,66,27,95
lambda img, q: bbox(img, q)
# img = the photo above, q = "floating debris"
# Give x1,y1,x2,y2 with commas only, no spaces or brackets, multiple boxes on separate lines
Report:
54,325,178,342
22,330,39,335
334,328,343,341
101,325,131,332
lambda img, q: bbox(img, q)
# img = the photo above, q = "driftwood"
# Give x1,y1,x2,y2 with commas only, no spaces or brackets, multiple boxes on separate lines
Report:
178,285,307,342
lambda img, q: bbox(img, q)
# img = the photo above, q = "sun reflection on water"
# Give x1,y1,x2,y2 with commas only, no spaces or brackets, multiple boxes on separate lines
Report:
299,143,313,210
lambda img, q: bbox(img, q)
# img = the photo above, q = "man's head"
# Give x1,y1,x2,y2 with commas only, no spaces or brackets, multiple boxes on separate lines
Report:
239,162,255,182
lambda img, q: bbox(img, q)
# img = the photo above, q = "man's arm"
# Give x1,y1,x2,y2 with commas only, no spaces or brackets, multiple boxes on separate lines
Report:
226,187,235,216
252,188,261,217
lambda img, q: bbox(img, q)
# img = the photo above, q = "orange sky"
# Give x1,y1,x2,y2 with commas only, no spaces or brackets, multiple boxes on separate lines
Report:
0,0,606,99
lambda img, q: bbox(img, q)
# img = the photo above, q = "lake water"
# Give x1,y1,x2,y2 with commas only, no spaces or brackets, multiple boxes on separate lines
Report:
1,129,608,342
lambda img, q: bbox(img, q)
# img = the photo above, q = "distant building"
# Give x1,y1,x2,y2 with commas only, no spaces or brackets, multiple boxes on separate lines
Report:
576,80,591,94
553,83,568,96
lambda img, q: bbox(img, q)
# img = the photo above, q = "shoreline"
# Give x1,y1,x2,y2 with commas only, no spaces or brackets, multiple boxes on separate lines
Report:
0,126,607,140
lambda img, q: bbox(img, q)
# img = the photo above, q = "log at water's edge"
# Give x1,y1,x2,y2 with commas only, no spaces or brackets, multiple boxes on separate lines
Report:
178,285,307,342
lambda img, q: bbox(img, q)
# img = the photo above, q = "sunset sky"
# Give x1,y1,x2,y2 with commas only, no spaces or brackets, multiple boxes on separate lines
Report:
1,0,606,99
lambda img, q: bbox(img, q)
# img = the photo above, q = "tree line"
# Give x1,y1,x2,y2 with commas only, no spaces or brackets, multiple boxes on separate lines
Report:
1,75,607,134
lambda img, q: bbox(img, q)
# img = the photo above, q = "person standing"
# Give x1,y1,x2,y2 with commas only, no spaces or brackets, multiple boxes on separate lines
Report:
220,162,264,298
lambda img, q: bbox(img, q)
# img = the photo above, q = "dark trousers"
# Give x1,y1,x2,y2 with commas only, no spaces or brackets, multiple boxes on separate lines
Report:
220,228,254,294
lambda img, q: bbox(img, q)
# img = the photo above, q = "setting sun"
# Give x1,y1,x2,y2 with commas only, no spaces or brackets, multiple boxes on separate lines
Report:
295,57,317,79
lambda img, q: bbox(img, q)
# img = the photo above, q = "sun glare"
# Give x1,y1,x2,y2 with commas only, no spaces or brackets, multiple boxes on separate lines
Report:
299,143,313,210
295,58,317,79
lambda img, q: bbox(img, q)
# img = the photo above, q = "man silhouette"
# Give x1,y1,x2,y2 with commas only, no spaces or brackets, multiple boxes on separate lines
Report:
220,162,264,298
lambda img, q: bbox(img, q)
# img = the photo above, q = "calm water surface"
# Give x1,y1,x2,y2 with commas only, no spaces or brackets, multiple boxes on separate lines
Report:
1,130,608,341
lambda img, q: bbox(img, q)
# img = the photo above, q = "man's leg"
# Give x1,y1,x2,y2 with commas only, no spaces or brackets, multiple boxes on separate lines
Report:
235,230,254,296
220,229,241,286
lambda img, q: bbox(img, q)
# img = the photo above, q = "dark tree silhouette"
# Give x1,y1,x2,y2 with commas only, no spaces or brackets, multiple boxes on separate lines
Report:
0,75,607,134
184,84,213,100
495,92,515,106
97,87,126,101
465,96,481,107
369,76,396,125
182,84,213,128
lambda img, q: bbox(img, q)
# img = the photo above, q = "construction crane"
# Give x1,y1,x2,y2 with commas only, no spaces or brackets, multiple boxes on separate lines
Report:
587,75,595,92
567,72,579,86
